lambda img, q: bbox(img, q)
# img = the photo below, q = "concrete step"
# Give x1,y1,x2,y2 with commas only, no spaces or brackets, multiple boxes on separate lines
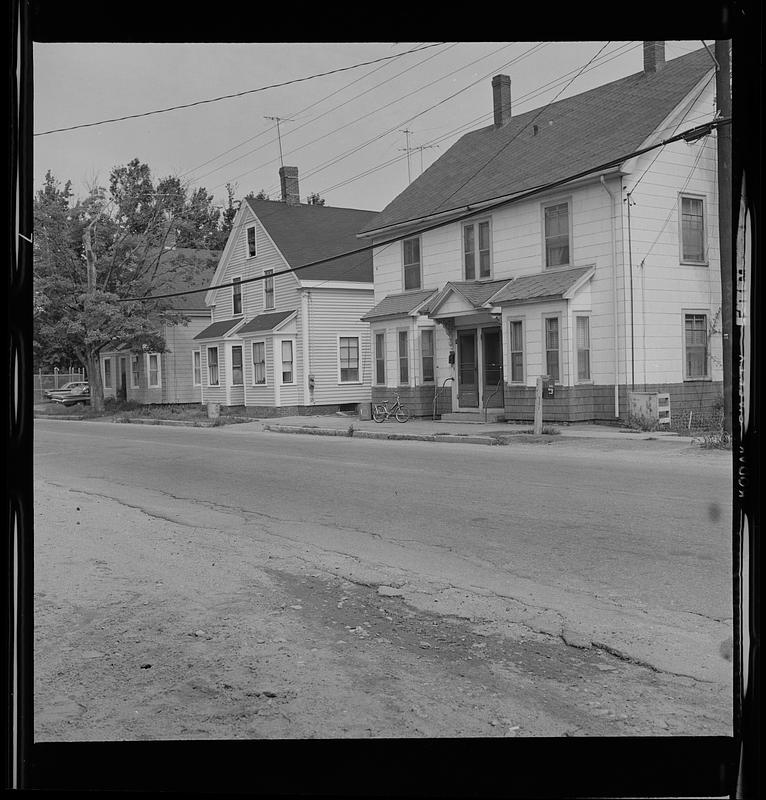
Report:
437,411,506,424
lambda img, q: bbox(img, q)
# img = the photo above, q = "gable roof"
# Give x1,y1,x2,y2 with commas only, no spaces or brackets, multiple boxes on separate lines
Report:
237,310,296,335
245,198,378,282
488,265,594,305
423,278,512,315
359,48,713,235
361,288,438,321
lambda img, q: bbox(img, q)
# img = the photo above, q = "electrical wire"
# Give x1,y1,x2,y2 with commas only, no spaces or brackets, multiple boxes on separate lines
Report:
33,43,446,137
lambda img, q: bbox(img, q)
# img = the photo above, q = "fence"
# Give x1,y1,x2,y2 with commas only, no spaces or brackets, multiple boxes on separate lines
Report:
34,368,87,403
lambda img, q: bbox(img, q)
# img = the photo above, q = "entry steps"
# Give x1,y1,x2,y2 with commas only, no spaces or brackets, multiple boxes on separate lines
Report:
437,411,506,424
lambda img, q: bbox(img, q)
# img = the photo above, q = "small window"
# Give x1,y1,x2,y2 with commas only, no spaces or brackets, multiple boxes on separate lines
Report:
403,237,421,290
576,316,590,381
207,347,219,386
398,330,409,384
148,353,160,387
247,225,257,258
192,351,201,386
680,195,706,263
264,270,275,310
375,333,386,385
231,345,243,386
103,358,112,389
509,320,524,383
463,221,491,280
281,340,294,384
421,329,434,383
252,342,266,385
232,277,242,316
131,355,141,388
338,337,360,383
544,202,570,268
684,313,709,379
544,317,560,382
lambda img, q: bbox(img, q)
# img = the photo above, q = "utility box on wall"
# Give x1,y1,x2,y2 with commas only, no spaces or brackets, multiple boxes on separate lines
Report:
629,391,671,427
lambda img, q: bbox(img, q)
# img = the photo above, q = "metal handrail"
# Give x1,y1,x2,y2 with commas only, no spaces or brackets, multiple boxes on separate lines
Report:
432,377,454,420
482,378,504,422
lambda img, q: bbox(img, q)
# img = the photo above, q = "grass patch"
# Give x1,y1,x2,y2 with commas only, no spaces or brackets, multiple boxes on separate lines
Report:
694,431,732,450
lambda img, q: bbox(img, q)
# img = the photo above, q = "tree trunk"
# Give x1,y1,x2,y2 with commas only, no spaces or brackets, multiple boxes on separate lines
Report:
87,348,105,412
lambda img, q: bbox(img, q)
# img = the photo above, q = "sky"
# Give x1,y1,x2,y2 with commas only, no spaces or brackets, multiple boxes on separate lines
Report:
33,41,711,214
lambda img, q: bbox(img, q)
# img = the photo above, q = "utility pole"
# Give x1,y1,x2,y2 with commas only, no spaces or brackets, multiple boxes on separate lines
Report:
715,40,732,434
399,128,413,183
264,116,294,168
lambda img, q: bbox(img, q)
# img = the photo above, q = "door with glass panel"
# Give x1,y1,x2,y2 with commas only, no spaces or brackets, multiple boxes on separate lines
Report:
481,327,503,407
457,330,478,408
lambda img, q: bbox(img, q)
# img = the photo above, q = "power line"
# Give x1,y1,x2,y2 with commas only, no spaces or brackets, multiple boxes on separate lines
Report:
117,116,730,302
33,43,446,137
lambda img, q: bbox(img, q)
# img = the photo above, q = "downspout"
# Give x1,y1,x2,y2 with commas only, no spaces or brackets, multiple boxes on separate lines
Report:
626,189,636,390
301,290,312,405
600,175,620,418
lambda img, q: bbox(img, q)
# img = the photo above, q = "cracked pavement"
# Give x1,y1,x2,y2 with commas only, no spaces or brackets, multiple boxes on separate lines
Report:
34,419,733,739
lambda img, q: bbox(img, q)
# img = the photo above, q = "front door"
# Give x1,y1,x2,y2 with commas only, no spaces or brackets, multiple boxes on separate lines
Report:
457,330,478,408
118,357,128,400
482,327,503,407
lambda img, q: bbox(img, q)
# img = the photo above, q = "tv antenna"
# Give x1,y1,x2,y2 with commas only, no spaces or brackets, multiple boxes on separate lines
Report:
264,116,295,168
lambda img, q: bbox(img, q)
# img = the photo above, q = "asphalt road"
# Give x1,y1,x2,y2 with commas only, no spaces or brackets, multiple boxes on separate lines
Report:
33,419,734,738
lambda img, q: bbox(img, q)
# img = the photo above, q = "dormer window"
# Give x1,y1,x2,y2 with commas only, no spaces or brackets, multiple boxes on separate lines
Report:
463,220,491,280
543,201,571,268
246,225,257,258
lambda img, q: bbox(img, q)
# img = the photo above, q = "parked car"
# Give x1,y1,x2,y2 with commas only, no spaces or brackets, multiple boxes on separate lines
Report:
44,381,89,401
53,385,90,406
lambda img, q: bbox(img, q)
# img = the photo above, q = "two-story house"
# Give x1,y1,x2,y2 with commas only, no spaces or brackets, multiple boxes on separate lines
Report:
100,248,218,404
357,43,723,425
194,168,377,414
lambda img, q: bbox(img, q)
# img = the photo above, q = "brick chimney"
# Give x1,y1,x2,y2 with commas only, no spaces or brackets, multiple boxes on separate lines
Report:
643,41,666,74
492,74,511,127
279,166,300,205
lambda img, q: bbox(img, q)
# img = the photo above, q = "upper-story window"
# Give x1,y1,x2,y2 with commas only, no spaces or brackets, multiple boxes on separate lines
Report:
543,201,571,268
403,237,421,291
232,277,242,316
680,195,706,264
264,269,275,310
463,220,491,280
246,225,257,258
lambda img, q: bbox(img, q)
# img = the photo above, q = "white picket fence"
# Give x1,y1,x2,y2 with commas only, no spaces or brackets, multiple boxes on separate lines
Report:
34,368,87,402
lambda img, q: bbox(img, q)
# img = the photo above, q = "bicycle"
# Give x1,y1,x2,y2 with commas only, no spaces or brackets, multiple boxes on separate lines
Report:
372,393,410,423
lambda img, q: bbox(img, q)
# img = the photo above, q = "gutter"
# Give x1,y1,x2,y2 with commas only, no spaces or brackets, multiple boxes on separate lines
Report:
600,175,620,418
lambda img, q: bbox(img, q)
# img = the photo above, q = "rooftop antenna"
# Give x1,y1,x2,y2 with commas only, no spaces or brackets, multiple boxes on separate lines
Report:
398,128,414,183
264,116,295,168
414,143,439,175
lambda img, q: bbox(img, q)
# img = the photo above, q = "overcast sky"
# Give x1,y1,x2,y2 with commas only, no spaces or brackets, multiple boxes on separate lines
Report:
33,41,710,213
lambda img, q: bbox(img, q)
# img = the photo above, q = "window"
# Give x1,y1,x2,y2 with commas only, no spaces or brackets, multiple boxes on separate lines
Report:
207,347,219,386
403,237,421,290
264,269,274,309
246,225,257,258
252,342,266,385
281,340,294,384
544,317,560,382
338,337,360,383
231,345,243,385
232,277,242,315
148,353,160,387
576,316,590,381
508,320,524,383
103,358,112,389
375,333,386,385
398,330,409,384
421,329,434,383
680,195,706,263
131,354,141,388
192,351,201,386
684,313,709,379
463,220,491,279
544,202,570,268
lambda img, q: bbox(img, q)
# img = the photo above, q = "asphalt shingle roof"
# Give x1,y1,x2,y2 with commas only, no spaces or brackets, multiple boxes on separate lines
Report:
237,310,296,335
245,199,378,282
361,288,437,321
489,266,593,305
423,278,512,314
193,318,242,341
359,49,713,234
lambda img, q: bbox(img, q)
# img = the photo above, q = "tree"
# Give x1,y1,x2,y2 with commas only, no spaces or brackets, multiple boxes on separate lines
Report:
33,161,221,411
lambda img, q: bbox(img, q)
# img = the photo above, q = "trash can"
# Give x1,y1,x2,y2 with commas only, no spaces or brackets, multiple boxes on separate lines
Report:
207,402,221,420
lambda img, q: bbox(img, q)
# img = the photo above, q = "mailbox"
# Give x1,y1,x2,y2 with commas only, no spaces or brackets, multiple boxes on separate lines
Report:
308,374,315,392
541,375,555,398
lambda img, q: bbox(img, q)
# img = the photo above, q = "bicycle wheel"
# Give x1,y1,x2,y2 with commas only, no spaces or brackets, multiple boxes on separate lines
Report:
395,406,409,423
372,405,387,423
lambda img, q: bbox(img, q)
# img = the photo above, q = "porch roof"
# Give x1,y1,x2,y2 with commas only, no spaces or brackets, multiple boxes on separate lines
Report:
361,288,437,321
193,318,242,341
420,278,512,316
488,265,594,305
237,309,296,334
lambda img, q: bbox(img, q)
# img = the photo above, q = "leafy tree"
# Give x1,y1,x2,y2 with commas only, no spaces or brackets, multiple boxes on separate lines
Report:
33,161,220,411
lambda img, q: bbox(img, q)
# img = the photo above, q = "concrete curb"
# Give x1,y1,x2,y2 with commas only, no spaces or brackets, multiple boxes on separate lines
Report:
263,424,499,446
